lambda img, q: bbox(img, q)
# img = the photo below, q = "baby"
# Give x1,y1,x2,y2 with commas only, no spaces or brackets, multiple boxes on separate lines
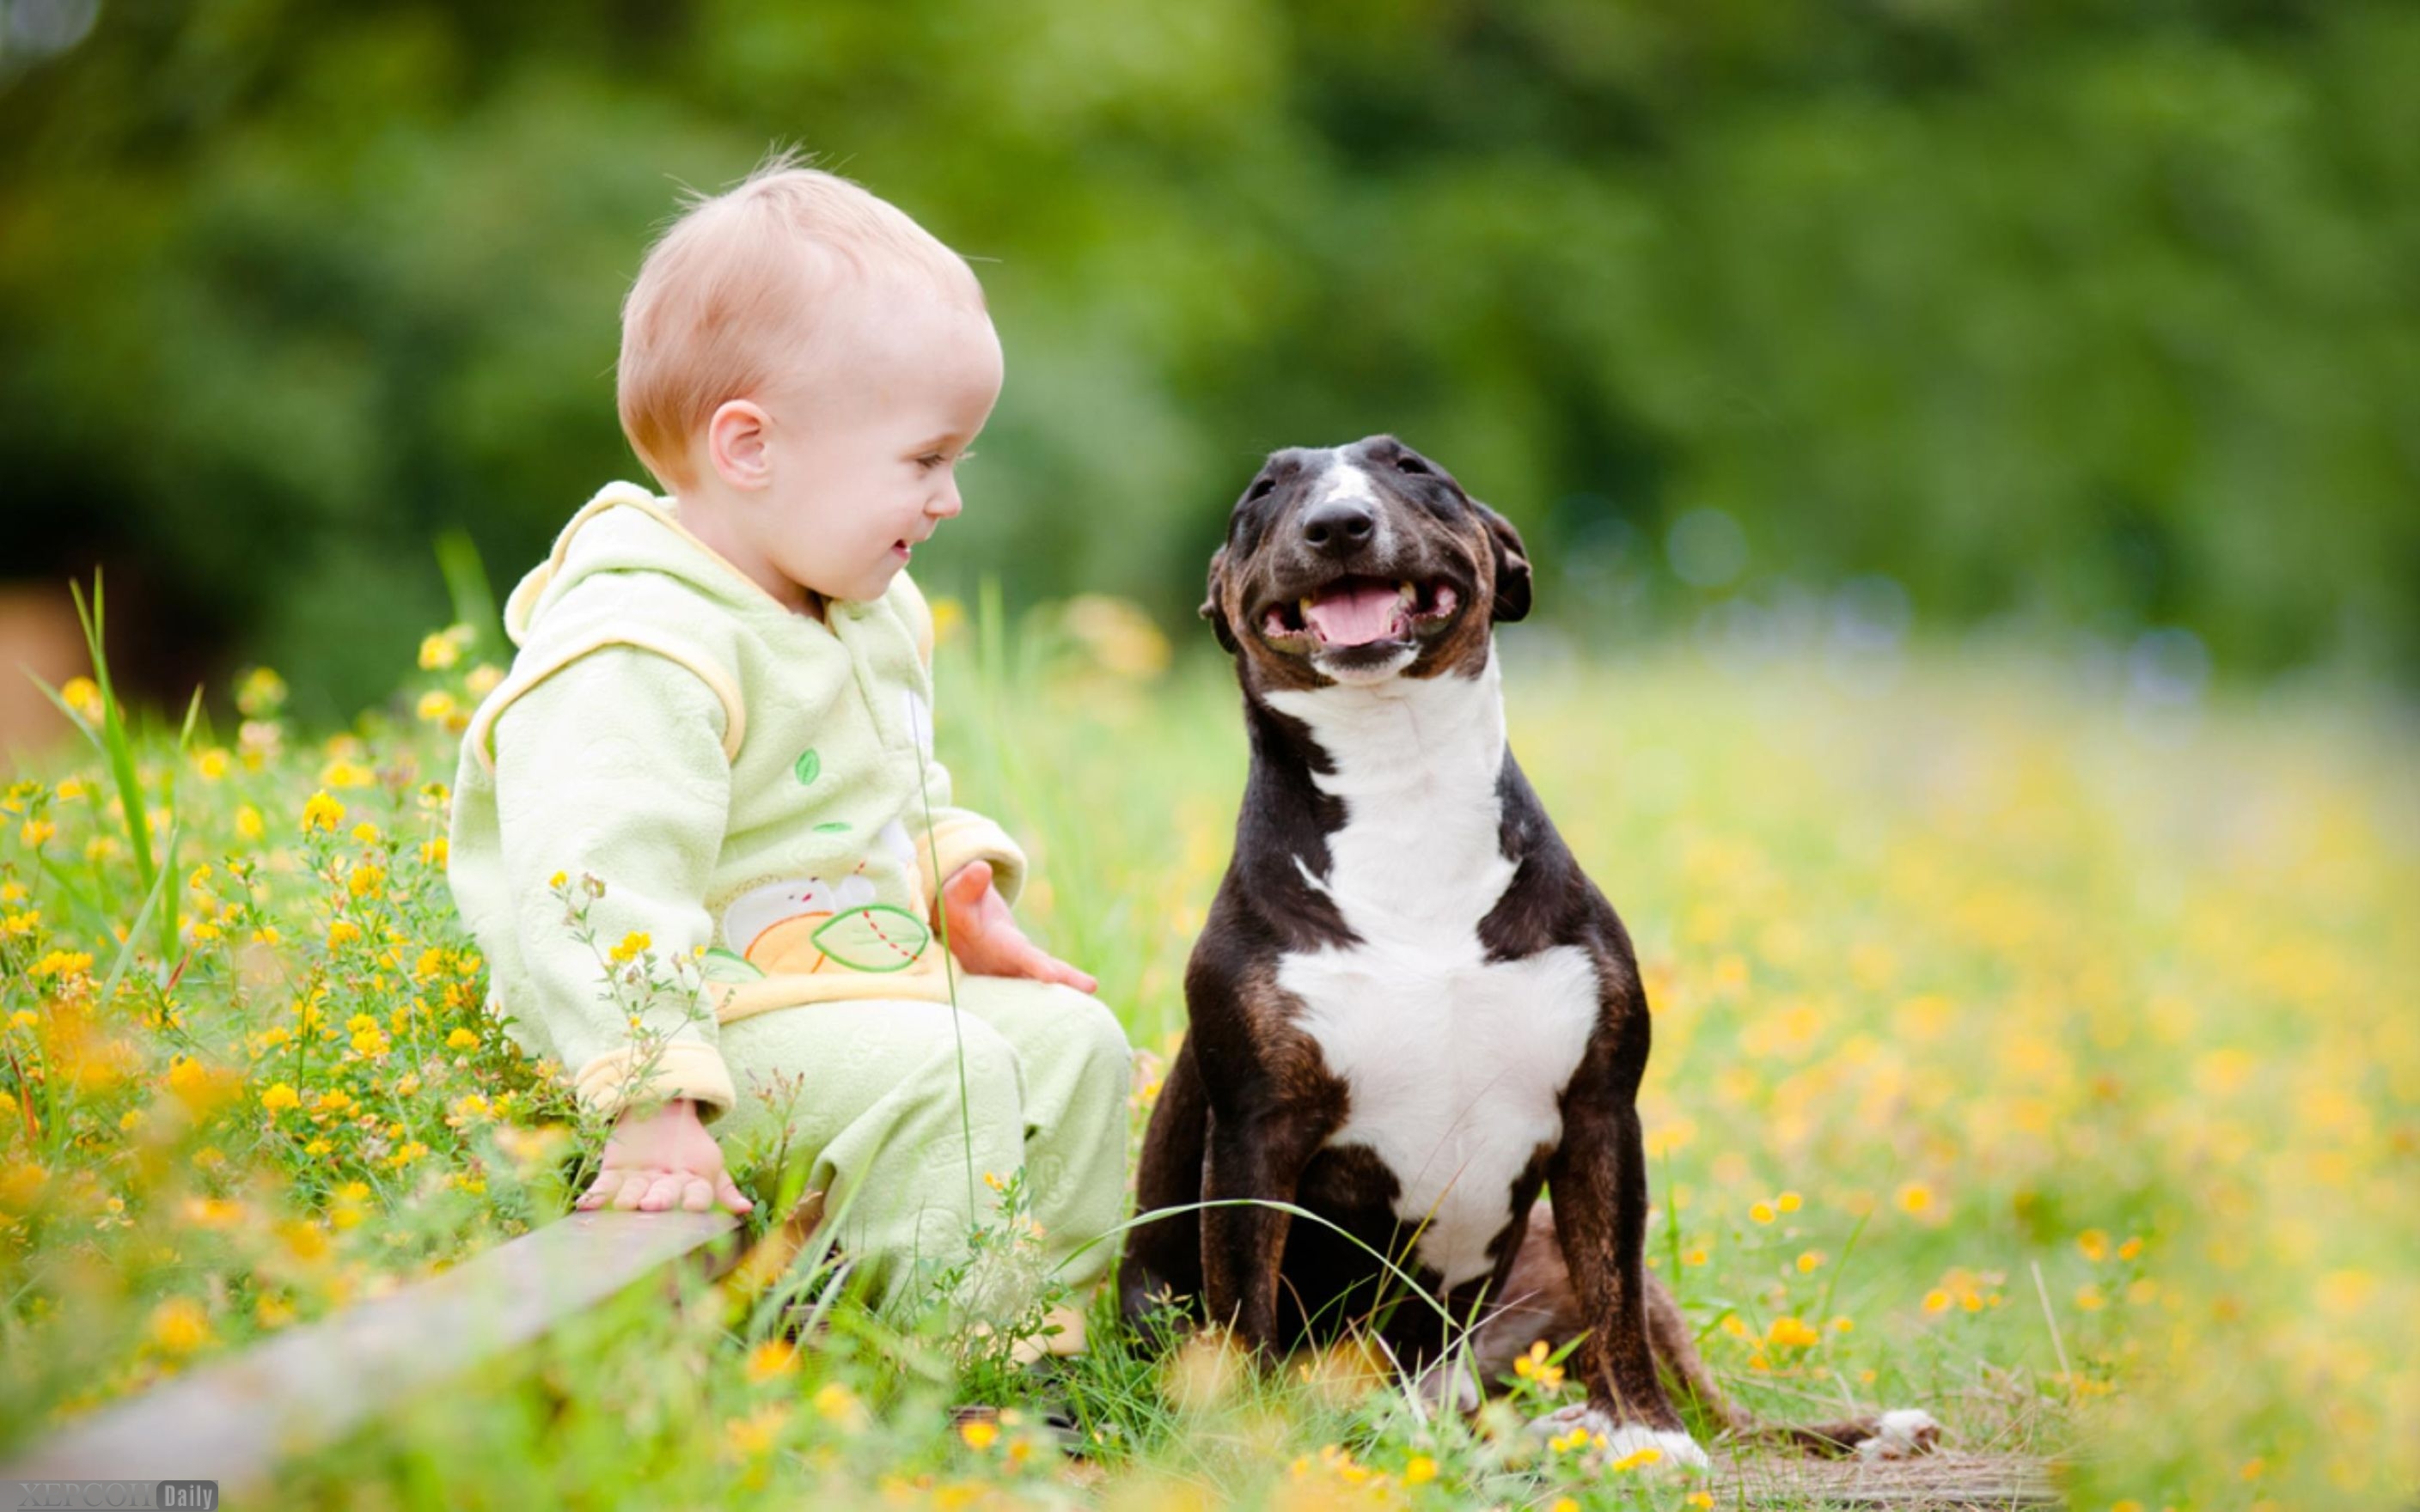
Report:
446,153,1133,1314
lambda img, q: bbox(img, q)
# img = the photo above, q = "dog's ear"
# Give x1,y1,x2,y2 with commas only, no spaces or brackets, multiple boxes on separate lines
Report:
1201,546,1239,654
1475,502,1533,624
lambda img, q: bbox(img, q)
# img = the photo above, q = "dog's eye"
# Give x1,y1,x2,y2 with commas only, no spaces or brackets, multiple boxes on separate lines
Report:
1394,455,1432,477
1244,476,1277,502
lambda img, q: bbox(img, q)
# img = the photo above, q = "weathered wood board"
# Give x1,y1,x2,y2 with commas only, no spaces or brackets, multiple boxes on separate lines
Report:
0,1209,744,1490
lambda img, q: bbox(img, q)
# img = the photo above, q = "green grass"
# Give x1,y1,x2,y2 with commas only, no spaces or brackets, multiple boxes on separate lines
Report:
2,594,2413,1509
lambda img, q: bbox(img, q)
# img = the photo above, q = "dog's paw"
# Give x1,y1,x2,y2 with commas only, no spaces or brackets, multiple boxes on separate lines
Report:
1855,1408,1942,1461
1527,1404,1710,1472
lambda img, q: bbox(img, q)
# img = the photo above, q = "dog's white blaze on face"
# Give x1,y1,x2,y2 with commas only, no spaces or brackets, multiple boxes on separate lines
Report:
1312,458,1382,510
1266,651,1602,1290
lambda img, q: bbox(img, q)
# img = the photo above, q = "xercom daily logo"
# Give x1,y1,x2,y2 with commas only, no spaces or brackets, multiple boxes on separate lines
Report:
4,1485,217,1509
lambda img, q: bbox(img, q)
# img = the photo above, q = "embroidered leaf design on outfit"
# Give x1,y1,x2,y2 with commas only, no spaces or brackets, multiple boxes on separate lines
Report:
793,748,822,786
700,947,765,984
813,821,851,834
810,904,932,972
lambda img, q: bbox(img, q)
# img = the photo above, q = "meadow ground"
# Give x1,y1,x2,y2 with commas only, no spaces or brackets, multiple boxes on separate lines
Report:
1,594,2412,1509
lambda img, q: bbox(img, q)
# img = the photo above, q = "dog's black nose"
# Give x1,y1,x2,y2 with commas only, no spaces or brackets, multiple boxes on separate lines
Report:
1300,499,1376,557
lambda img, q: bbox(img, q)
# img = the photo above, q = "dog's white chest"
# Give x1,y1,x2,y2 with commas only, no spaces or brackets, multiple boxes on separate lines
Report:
1267,659,1601,1289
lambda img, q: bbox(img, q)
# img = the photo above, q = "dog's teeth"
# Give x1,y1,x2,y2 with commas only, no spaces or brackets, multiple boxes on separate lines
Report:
1397,582,1417,605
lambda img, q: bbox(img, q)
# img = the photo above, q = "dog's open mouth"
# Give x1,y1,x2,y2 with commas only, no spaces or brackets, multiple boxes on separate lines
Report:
1261,576,1461,649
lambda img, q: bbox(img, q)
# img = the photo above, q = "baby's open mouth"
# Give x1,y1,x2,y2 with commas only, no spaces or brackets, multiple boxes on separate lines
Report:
1261,576,1460,649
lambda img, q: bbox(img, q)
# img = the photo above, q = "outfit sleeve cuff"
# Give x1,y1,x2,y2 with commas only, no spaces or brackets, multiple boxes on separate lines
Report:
571,1038,736,1123
921,810,1030,911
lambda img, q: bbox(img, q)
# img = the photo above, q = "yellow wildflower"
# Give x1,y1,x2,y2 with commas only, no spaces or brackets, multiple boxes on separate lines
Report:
744,1340,798,1382
958,1417,999,1451
1610,1445,1665,1472
416,690,457,724
1750,1201,1776,1225
260,1082,302,1113
235,805,265,841
148,1296,212,1354
2077,1228,2110,1262
609,931,651,963
61,676,104,722
1896,1182,1934,1216
321,759,376,790
1512,1339,1565,1390
1775,1190,1802,1213
418,631,462,671
1768,1316,1821,1349
1402,1455,1437,1485
723,1405,787,1460
33,949,94,979
1797,1250,1825,1272
813,1381,869,1430
20,820,56,847
445,1027,480,1050
301,792,345,833
235,667,287,717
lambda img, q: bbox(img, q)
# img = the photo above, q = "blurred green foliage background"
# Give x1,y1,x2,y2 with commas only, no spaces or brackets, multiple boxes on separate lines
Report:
3,0,2415,718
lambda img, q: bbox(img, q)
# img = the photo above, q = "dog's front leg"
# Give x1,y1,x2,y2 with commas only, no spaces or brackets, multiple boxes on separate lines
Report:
1543,1013,1708,1469
1200,1103,1327,1358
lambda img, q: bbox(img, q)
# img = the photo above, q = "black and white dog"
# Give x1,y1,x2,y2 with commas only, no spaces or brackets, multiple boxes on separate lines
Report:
1121,436,1938,1466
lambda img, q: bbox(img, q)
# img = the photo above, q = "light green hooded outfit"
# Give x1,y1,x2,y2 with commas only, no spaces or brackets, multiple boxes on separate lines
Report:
447,481,1131,1308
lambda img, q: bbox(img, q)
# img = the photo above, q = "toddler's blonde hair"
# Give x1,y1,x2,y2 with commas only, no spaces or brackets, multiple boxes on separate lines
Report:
616,149,982,491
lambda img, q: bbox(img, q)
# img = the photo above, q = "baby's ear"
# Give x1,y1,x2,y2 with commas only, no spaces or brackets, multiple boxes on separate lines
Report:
1201,548,1238,655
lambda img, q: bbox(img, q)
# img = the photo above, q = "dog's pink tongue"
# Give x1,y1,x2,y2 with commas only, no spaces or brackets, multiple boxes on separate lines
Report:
1304,581,1404,646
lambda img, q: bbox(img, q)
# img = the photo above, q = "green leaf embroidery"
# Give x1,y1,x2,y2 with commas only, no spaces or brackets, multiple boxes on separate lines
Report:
813,820,851,834
793,748,822,786
810,904,932,973
701,947,765,985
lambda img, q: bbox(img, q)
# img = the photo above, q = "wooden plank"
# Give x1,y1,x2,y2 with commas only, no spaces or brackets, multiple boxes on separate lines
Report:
1714,1449,2062,1509
0,1209,744,1490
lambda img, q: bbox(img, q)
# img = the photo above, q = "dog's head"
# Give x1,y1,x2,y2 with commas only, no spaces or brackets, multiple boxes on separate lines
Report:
1202,435,1531,689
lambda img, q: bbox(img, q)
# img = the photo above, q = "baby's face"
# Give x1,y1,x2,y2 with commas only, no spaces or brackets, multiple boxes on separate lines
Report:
749,280,1003,606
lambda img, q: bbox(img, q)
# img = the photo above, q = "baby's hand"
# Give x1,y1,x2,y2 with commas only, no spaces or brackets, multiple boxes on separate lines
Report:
938,860,1099,994
574,1097,754,1215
